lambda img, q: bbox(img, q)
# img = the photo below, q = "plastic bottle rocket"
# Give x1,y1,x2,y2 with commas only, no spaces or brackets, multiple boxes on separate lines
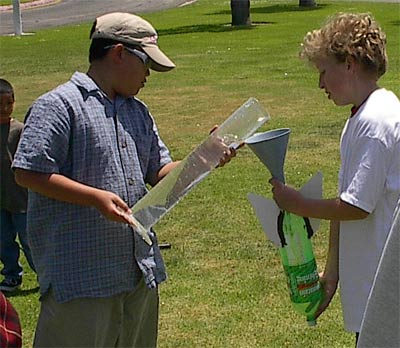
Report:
246,128,323,325
277,210,322,325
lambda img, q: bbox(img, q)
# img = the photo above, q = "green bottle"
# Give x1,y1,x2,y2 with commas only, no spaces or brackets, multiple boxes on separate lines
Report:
277,210,323,326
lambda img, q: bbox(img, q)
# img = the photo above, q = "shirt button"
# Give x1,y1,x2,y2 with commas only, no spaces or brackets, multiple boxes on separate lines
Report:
128,178,134,185
121,141,127,148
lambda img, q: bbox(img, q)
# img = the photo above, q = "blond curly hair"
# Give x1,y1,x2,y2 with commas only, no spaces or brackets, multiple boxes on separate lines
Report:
300,13,387,78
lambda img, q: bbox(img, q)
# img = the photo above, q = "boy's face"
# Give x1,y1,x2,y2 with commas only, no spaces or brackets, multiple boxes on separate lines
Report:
105,44,150,98
315,56,353,106
0,92,15,121
117,47,150,97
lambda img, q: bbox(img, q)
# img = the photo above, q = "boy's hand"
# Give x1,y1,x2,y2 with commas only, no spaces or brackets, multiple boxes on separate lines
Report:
218,145,237,167
314,271,338,319
269,178,303,213
93,190,135,225
208,124,241,168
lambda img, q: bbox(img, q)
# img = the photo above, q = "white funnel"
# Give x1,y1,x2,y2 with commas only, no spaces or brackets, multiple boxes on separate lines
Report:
245,128,290,183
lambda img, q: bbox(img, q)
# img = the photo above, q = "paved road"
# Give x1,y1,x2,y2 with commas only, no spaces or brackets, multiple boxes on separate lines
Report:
0,0,194,35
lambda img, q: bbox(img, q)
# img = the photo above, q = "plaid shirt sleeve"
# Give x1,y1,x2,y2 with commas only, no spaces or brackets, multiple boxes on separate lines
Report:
0,292,22,348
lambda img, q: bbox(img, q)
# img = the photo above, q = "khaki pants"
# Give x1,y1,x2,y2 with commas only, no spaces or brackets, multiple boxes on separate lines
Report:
34,279,159,348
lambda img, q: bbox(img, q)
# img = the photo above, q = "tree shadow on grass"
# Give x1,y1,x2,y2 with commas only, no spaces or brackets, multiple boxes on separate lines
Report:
157,4,328,37
209,3,328,16
157,23,255,37
158,21,273,36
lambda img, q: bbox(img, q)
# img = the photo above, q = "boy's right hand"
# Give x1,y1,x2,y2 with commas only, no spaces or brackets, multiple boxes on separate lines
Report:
93,190,135,225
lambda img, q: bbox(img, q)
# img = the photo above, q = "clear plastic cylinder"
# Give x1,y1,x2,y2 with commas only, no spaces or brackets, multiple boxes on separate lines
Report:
130,98,270,241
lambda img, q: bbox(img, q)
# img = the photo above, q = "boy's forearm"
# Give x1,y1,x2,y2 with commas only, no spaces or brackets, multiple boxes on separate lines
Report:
270,179,369,221
14,168,102,207
154,161,181,184
295,197,369,221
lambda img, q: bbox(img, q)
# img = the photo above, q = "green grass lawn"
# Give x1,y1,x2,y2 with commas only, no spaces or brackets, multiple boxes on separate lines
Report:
1,0,399,346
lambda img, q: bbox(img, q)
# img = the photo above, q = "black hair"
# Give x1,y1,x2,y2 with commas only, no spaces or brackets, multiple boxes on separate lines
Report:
88,39,146,64
0,78,14,98
88,19,150,63
88,38,122,63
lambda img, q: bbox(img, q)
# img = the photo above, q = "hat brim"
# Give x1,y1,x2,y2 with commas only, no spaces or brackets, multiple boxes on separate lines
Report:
142,45,175,72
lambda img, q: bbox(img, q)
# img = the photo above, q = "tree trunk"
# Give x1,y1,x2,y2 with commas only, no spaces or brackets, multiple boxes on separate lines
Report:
231,0,251,26
299,0,316,7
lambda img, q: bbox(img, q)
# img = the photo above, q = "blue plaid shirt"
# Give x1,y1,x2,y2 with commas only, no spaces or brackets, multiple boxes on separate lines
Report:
13,72,172,303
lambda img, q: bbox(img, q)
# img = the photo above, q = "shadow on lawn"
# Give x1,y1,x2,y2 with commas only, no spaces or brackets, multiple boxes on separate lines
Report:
158,22,271,36
158,4,327,36
209,3,328,16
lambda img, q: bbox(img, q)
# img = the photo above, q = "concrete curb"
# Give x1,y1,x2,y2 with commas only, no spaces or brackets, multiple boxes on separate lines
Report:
0,0,59,13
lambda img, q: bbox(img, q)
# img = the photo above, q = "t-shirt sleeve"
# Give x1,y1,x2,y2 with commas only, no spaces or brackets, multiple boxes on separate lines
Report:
340,136,389,213
145,115,172,184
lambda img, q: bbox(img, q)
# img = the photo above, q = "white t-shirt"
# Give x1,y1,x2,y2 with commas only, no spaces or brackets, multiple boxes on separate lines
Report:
338,88,400,332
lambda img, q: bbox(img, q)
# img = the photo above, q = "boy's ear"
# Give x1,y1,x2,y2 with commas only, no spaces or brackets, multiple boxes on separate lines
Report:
108,44,125,64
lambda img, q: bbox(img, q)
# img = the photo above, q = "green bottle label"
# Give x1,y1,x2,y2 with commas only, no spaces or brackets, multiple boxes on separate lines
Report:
283,259,320,303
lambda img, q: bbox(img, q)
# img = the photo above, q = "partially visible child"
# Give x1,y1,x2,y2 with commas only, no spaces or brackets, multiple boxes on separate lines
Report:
0,78,36,292
269,13,400,344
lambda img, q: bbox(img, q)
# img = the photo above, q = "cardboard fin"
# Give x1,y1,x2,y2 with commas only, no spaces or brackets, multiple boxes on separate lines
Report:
247,172,323,246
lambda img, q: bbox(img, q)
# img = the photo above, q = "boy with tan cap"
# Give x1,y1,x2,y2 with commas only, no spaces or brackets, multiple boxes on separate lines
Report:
13,12,234,347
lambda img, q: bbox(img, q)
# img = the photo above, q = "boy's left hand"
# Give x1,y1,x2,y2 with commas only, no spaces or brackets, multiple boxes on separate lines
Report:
209,124,241,168
218,146,236,167
314,271,339,319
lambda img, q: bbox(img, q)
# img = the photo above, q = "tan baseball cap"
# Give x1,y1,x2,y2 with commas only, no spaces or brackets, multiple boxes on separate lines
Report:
90,12,175,72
